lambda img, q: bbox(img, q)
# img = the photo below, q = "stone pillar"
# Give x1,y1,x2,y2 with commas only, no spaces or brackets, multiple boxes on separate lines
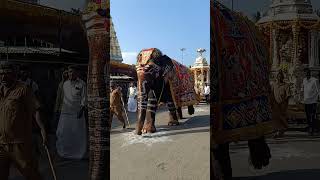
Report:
201,68,204,84
207,68,210,84
292,23,300,65
272,29,279,69
309,30,315,67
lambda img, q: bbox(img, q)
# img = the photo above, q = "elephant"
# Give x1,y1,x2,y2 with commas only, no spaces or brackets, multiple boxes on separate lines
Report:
211,1,273,179
135,48,199,135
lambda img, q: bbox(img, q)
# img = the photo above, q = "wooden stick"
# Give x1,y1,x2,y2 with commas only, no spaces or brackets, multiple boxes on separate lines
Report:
121,97,131,127
44,145,57,180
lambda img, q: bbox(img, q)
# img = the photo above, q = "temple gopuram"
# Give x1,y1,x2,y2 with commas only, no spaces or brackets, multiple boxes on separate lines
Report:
110,20,136,102
257,0,320,104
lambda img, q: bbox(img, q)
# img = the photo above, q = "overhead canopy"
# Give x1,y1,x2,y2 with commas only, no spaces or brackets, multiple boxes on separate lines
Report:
0,0,88,57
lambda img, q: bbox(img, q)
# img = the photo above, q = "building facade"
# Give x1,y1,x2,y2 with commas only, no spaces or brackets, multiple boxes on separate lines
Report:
257,0,320,104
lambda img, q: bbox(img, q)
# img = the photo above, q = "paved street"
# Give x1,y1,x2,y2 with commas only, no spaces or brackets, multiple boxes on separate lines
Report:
111,103,210,180
9,135,88,180
8,103,320,180
232,131,320,180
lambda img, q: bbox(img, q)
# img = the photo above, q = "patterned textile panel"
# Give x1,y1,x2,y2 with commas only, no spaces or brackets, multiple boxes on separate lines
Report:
169,60,199,107
211,1,273,144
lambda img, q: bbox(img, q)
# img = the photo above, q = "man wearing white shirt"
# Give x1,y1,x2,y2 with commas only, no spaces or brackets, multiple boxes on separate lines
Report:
56,65,87,159
204,83,210,104
301,69,319,135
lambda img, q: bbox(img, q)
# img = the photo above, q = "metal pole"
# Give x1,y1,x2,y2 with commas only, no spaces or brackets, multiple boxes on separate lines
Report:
232,0,234,11
180,48,186,65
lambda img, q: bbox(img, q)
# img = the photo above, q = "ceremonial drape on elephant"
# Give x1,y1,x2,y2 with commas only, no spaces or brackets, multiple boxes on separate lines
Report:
169,60,198,107
211,1,274,144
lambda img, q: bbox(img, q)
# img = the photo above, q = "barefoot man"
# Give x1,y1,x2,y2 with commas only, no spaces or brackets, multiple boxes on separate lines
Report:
110,82,126,129
271,70,291,138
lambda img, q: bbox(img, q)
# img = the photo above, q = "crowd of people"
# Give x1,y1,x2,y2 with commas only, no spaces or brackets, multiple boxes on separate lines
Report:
5,60,320,179
271,68,320,138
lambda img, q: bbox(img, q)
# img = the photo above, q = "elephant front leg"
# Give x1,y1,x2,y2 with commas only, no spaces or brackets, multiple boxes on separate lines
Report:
167,102,179,126
136,98,147,135
142,91,157,133
177,107,184,119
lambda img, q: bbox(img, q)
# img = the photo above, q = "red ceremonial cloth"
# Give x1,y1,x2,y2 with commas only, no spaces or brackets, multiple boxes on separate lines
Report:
211,1,274,144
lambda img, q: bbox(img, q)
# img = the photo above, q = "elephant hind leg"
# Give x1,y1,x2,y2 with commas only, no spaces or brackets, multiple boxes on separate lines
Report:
167,102,179,126
248,136,271,169
177,107,184,119
188,105,195,115
213,143,232,180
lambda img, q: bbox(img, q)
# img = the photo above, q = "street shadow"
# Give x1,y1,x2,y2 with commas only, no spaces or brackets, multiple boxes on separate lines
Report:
234,169,320,180
111,115,210,136
111,128,135,135
228,133,320,150
142,128,209,138
157,115,210,130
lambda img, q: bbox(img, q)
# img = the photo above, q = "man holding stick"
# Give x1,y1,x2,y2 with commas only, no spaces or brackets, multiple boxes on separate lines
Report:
110,82,126,129
0,61,47,180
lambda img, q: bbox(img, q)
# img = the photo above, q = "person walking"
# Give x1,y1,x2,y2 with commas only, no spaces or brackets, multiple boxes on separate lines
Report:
127,82,137,112
301,69,320,136
204,83,210,104
110,82,126,129
0,61,47,180
54,68,68,130
56,65,87,159
18,64,44,167
271,70,291,138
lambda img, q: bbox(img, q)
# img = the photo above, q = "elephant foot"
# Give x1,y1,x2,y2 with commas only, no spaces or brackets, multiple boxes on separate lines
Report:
136,121,144,135
168,120,179,126
142,123,156,134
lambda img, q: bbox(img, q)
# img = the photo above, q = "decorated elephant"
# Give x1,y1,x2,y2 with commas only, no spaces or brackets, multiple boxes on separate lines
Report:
211,1,273,179
135,48,199,135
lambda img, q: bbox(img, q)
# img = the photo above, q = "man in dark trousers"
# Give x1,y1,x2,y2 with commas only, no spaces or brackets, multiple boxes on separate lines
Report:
301,69,320,135
0,61,47,180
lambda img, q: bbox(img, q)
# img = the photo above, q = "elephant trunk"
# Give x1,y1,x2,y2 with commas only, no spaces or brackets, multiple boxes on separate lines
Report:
136,74,150,135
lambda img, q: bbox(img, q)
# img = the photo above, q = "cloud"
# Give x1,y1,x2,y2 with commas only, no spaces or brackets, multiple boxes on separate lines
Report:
122,52,138,65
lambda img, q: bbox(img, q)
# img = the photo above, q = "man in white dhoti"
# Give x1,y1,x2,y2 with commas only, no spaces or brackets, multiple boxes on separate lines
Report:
56,65,87,159
127,82,137,112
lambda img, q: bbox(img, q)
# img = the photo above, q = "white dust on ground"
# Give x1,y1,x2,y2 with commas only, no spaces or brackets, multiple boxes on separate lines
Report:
120,128,173,147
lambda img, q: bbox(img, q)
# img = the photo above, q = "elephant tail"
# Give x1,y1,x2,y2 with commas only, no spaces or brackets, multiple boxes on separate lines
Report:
248,136,271,169
188,105,195,115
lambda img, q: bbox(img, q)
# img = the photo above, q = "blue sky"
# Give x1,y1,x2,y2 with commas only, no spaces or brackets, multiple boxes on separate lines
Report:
111,0,210,66
40,0,320,65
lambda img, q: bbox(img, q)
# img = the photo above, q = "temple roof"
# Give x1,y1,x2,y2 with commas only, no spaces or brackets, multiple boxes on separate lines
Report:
110,19,123,62
258,0,319,24
191,48,209,69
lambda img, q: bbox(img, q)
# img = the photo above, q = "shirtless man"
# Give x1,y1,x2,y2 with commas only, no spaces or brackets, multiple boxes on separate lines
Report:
110,82,126,129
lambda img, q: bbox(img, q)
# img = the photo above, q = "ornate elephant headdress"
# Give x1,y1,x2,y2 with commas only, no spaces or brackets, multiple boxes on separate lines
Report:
136,48,163,66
